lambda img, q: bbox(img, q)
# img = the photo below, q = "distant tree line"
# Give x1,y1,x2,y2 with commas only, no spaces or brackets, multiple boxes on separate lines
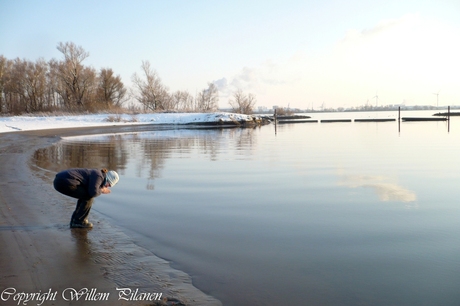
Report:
130,60,220,112
0,42,260,115
0,42,129,114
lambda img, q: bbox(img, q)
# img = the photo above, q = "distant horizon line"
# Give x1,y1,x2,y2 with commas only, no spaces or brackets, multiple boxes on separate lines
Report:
225,104,459,113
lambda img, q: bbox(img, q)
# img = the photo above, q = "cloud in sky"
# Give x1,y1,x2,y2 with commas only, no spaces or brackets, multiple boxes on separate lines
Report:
214,59,302,100
335,13,438,80
216,13,460,109
341,13,420,42
236,60,299,88
212,77,228,92
2,2,460,110
332,14,460,105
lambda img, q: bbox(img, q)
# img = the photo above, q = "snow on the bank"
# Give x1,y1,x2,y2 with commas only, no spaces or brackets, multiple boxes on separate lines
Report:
0,112,258,134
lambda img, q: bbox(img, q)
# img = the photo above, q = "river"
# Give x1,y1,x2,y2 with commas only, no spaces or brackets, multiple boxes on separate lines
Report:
34,110,460,305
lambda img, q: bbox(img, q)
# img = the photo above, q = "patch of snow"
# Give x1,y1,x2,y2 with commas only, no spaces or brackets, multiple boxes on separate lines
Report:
0,112,258,134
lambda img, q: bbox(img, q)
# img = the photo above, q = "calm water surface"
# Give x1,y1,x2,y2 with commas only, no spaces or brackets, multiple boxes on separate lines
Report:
35,111,460,305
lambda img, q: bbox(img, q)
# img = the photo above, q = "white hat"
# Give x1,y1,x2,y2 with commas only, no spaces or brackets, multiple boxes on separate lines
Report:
106,170,119,187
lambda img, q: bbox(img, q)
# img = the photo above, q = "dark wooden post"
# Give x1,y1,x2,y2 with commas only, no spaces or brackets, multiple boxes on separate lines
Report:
448,105,450,132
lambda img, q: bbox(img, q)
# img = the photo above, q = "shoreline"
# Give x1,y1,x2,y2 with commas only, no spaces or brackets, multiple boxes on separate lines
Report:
0,126,222,306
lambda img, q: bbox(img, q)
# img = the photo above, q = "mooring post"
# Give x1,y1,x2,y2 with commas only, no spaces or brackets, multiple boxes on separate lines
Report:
398,106,401,133
448,105,450,132
274,108,277,135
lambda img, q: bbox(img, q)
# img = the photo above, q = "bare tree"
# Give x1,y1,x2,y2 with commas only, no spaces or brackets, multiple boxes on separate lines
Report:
229,89,256,114
181,90,195,110
2,58,47,113
131,61,169,111
197,82,219,112
1,42,127,114
55,42,94,109
96,68,127,108
2,58,23,113
0,55,6,112
171,90,195,111
47,58,63,110
22,58,48,111
229,89,245,113
244,93,256,114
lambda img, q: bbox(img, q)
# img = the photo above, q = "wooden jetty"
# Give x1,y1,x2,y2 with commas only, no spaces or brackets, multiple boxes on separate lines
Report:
401,117,447,122
433,112,460,116
276,115,311,120
355,118,396,122
277,119,318,124
271,106,453,127
320,119,352,123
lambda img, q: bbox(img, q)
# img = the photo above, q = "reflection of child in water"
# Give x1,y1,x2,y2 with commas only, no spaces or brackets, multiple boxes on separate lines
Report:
53,168,119,228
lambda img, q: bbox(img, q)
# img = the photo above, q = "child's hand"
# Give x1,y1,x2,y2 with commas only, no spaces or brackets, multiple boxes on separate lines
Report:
101,187,111,194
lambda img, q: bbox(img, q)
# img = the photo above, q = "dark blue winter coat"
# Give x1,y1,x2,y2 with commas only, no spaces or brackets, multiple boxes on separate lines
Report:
54,168,107,198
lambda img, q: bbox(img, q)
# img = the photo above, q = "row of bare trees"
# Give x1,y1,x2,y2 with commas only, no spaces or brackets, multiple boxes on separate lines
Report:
1,42,256,115
130,60,220,112
131,62,258,114
0,42,127,114
131,61,258,113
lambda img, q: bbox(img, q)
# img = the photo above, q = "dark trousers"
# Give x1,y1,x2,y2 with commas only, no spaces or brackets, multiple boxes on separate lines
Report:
53,178,95,224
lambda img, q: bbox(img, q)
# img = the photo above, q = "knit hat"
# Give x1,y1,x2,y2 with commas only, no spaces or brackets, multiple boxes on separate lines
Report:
106,170,119,187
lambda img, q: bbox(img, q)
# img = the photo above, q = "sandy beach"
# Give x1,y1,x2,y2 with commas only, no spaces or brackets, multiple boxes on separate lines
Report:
0,125,222,306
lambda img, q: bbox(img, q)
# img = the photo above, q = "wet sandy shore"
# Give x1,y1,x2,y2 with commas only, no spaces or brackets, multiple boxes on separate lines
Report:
0,125,222,306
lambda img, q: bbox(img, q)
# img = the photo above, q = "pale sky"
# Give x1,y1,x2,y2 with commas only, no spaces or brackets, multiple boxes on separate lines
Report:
1,0,459,109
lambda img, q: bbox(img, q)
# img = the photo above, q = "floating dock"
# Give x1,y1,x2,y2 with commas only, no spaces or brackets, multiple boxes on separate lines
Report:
278,119,318,124
271,108,454,125
277,118,397,123
433,112,460,116
275,117,448,124
320,119,352,123
276,115,311,120
355,118,396,122
402,117,447,122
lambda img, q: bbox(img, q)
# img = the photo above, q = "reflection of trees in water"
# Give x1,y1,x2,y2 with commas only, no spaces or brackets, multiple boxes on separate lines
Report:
230,127,257,155
33,128,258,189
33,135,129,173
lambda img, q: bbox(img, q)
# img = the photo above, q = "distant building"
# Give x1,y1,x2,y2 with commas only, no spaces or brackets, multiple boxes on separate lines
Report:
258,106,268,112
